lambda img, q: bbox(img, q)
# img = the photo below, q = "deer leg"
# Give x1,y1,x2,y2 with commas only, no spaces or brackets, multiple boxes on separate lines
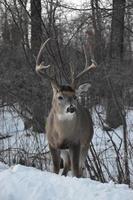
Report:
49,145,61,174
61,150,71,176
69,143,80,177
79,145,89,177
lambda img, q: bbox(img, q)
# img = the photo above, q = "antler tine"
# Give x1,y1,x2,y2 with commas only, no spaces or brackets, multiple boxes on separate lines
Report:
70,62,75,85
36,38,51,73
75,59,96,80
35,38,57,84
83,44,88,69
71,46,97,88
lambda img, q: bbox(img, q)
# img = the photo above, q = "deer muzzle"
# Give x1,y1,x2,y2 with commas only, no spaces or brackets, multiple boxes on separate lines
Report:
66,105,76,113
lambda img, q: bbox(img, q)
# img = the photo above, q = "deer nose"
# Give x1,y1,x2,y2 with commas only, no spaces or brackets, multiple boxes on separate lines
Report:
66,105,76,113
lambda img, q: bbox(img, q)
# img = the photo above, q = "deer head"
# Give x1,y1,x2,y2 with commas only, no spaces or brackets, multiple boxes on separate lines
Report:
36,38,96,115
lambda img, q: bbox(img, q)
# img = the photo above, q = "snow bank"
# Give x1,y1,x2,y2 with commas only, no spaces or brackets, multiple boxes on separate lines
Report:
0,107,24,135
0,165,133,200
0,162,9,172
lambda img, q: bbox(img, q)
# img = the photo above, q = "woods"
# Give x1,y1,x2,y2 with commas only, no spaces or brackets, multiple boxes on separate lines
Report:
0,0,133,187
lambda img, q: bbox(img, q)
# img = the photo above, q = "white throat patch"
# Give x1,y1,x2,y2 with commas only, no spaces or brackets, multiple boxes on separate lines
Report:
57,112,76,121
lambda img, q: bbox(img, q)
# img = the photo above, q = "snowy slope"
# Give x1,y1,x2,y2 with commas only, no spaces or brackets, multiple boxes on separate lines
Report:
0,164,133,200
0,162,9,172
1,106,133,183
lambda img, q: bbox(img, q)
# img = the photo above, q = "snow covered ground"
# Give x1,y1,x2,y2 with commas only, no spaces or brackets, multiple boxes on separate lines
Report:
0,105,133,180
0,105,133,199
0,164,133,200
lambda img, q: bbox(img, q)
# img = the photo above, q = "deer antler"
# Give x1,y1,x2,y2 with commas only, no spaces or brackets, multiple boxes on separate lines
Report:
36,38,51,73
71,44,97,88
35,38,59,86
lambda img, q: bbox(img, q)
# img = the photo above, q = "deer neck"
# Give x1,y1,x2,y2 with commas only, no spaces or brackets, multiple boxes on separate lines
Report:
56,112,76,121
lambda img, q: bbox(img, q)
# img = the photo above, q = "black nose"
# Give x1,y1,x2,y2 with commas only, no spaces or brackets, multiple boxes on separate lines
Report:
66,105,76,113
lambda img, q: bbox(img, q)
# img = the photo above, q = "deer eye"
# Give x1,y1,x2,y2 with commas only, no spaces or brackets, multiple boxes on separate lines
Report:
58,96,63,100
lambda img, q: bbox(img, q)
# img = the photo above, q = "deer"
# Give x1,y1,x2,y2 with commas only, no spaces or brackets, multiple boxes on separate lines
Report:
35,38,96,177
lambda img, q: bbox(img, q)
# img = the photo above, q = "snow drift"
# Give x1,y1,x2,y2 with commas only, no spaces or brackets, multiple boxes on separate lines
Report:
0,164,133,200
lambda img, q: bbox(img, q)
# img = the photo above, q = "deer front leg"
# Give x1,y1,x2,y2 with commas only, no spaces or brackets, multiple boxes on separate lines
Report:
79,145,89,177
61,150,71,176
49,145,61,174
69,143,81,177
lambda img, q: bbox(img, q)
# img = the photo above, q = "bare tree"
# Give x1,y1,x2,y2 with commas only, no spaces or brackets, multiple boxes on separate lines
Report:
31,0,42,55
30,0,46,132
91,0,105,63
106,0,126,128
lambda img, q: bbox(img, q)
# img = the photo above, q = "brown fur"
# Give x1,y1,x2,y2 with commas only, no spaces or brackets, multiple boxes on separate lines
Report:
35,38,96,177
46,84,93,177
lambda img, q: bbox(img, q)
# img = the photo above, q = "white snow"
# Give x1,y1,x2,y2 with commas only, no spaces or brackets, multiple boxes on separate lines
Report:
1,105,133,181
0,164,133,200
0,106,24,135
0,105,133,199
0,162,9,172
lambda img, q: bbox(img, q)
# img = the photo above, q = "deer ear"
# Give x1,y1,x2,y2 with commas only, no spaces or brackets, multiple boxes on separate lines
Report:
51,80,60,93
76,83,91,96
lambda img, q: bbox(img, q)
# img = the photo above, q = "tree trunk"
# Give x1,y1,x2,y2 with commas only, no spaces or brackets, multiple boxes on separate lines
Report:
31,0,42,56
91,0,105,63
31,0,45,133
106,0,126,128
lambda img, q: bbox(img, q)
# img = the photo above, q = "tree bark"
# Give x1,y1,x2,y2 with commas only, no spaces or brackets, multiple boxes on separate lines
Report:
91,0,105,63
31,0,42,56
31,0,45,133
106,0,126,128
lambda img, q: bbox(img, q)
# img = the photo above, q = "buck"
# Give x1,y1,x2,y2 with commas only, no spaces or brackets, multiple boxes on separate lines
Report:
36,38,96,177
